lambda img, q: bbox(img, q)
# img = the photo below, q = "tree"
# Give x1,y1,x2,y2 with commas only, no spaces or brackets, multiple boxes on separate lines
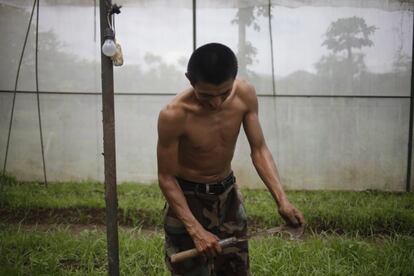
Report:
231,2,268,78
322,16,377,63
315,16,377,92
0,4,100,92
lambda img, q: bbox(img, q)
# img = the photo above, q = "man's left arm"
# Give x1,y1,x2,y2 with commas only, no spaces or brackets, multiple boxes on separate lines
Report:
241,83,305,227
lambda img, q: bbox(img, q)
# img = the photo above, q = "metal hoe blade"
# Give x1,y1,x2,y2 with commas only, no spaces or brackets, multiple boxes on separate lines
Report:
239,224,305,242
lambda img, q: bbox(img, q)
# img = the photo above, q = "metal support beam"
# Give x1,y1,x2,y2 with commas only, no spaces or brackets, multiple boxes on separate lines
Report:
0,89,411,99
193,0,196,51
268,0,276,96
99,0,120,275
406,15,414,193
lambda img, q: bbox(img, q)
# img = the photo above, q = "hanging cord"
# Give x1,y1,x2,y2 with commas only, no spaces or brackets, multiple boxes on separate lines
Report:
107,11,112,30
35,0,48,187
107,3,121,33
112,13,116,36
94,0,97,42
193,0,196,51
268,0,276,96
2,0,37,188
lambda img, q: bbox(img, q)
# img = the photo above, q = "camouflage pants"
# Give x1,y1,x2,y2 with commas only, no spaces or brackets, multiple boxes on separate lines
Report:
164,182,250,276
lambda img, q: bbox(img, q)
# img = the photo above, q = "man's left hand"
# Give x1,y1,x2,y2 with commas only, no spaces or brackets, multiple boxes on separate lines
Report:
278,200,305,227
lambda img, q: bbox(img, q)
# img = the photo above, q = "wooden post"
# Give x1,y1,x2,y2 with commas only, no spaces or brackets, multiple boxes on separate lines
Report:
99,0,120,275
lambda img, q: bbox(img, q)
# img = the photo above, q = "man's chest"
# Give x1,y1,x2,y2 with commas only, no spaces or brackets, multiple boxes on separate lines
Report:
181,109,244,151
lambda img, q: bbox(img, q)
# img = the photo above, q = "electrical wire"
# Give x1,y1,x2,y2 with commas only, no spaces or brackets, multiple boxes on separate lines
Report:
35,0,48,186
406,6,414,192
94,0,97,42
107,13,112,30
268,0,276,96
113,14,116,36
106,2,113,31
2,0,37,187
105,0,112,29
193,0,196,51
106,3,122,36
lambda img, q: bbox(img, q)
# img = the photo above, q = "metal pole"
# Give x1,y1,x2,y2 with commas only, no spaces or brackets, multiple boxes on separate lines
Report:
99,0,120,275
406,14,414,193
192,0,196,51
1,89,412,99
2,0,37,188
35,0,48,187
268,0,276,96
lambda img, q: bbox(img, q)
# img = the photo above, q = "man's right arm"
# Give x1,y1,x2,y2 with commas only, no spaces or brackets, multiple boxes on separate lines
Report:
157,105,221,256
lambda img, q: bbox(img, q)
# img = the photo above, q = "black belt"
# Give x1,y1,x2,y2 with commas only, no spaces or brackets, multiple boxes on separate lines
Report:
176,173,236,195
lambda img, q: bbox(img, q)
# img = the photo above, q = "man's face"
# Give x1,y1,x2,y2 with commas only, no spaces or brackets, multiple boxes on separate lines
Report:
192,79,234,110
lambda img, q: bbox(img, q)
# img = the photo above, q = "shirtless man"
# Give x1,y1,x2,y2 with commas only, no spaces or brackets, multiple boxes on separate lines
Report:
157,43,304,275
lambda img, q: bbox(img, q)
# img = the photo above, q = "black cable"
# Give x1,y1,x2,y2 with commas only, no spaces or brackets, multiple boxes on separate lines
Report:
268,0,276,96
193,0,196,51
108,4,121,34
406,10,414,192
94,0,97,42
111,4,121,15
35,0,48,187
2,0,37,187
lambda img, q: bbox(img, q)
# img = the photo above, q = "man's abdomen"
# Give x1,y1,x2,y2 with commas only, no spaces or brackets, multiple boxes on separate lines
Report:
178,146,235,183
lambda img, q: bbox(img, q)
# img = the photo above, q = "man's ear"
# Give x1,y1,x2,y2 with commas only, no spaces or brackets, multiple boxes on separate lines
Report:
185,72,196,86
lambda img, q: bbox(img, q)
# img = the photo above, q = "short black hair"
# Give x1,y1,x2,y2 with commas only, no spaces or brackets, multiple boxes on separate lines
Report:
186,43,238,85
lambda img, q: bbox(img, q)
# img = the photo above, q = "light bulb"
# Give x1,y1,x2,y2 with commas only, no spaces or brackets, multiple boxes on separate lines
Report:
102,27,117,57
102,39,117,57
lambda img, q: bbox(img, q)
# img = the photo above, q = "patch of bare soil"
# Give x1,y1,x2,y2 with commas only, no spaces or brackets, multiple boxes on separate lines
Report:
11,223,161,236
0,207,162,235
0,207,106,224
1,208,407,237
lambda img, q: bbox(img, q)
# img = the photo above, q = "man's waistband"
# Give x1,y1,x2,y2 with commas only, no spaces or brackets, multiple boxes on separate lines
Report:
176,172,236,195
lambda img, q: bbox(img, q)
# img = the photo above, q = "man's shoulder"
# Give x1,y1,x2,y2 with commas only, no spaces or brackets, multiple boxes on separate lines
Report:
235,78,254,91
234,79,257,108
159,88,193,125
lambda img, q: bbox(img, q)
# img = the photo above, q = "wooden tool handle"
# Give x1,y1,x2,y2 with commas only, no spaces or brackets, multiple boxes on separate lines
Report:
170,248,199,263
170,237,238,263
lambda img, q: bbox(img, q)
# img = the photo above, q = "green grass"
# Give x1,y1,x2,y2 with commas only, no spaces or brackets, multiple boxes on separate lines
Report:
0,181,165,227
0,224,165,276
0,177,413,275
250,234,414,276
0,224,413,276
1,181,413,235
244,188,414,235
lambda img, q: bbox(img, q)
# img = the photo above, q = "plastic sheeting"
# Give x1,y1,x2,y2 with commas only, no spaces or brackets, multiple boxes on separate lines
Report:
0,0,413,190
0,0,412,95
0,93,408,190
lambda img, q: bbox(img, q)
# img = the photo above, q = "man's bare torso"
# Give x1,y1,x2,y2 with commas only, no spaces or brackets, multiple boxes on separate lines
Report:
170,79,250,183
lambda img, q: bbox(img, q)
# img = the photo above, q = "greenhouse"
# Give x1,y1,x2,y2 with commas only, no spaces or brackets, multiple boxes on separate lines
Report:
0,0,413,275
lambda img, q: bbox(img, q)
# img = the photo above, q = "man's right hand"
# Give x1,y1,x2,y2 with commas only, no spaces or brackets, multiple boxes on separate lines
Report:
189,225,222,257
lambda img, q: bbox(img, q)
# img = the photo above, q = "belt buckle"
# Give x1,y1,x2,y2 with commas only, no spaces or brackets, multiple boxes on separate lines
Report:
194,183,215,195
205,183,214,194
206,182,225,195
